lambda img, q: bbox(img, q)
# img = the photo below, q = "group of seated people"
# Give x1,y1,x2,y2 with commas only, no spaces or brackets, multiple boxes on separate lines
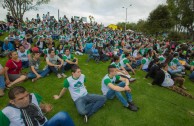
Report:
0,12,194,125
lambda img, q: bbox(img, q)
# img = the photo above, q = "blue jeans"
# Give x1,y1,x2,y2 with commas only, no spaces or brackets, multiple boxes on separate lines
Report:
22,61,29,68
106,82,132,107
75,94,106,117
48,65,65,75
0,75,5,89
190,71,194,80
27,68,50,79
44,111,75,126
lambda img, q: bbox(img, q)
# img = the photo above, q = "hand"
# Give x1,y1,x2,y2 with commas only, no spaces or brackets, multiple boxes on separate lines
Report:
53,95,60,100
41,103,53,113
6,80,10,85
124,86,131,92
36,74,41,78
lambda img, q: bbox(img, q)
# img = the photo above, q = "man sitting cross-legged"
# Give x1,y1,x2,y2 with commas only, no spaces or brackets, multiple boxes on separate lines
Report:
101,65,139,112
53,65,106,123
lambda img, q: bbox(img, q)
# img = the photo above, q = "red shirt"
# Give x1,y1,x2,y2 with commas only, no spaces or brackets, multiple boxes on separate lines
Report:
5,59,22,74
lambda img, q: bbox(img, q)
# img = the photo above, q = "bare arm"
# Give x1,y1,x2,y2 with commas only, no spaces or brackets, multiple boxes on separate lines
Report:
53,88,67,100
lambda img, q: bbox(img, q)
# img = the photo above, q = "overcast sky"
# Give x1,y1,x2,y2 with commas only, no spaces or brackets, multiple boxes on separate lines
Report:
0,0,166,26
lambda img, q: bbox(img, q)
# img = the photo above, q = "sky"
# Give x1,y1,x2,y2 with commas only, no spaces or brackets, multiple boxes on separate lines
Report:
0,0,166,26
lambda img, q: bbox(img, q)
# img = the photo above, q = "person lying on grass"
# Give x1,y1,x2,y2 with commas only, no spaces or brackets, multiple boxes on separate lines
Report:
152,63,194,99
53,65,106,123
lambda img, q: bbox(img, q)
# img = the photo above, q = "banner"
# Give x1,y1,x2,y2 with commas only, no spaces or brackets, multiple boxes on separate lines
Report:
74,16,80,21
81,17,87,22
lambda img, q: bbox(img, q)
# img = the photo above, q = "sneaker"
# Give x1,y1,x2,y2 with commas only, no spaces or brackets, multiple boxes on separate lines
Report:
127,102,138,112
57,74,62,79
129,78,136,82
181,72,186,75
84,115,88,123
61,73,67,78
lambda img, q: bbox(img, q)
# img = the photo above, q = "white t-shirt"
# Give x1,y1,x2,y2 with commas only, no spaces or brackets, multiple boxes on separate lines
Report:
64,74,88,101
162,70,174,87
2,93,47,126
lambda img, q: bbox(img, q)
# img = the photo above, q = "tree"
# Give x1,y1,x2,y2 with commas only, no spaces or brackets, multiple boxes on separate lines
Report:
147,4,174,35
167,0,194,41
1,0,50,22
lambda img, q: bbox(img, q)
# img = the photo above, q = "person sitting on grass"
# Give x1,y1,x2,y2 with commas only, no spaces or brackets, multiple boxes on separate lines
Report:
120,53,136,75
63,48,78,71
27,49,50,82
152,63,194,99
111,55,135,82
2,37,14,56
0,64,5,96
140,52,152,72
53,65,106,123
0,86,75,126
17,45,31,68
5,51,27,88
46,49,66,78
101,65,139,112
145,58,160,79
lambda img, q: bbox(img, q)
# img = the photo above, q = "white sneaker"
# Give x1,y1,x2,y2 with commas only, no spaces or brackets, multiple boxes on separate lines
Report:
61,73,67,78
57,74,62,79
84,115,88,123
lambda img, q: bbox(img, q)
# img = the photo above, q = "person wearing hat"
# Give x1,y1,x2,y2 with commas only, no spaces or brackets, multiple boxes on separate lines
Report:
2,37,14,55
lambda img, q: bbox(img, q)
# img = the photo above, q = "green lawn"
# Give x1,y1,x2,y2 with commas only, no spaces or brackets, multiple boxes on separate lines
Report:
0,33,194,126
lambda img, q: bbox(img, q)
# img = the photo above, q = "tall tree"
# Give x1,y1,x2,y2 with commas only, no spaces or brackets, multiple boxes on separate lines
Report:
167,0,194,40
147,4,174,35
2,0,50,22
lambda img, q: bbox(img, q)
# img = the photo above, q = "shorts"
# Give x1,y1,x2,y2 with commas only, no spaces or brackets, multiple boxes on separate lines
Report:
8,74,21,81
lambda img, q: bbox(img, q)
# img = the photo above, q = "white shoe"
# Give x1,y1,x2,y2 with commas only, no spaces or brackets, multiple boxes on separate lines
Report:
57,74,62,78
61,73,67,78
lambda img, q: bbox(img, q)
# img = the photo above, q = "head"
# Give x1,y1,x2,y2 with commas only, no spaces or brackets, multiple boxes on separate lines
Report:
8,51,18,60
8,86,30,108
112,55,120,63
32,52,40,59
108,65,117,76
71,65,81,78
48,49,55,57
19,45,25,52
161,63,168,71
64,48,70,55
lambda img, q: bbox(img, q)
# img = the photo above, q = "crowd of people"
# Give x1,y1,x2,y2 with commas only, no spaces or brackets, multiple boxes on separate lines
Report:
0,12,194,125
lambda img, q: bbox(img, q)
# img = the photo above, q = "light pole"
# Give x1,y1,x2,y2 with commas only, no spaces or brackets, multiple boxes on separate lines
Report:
122,4,132,31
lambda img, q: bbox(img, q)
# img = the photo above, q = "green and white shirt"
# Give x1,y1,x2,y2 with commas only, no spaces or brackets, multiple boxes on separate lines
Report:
120,53,125,60
101,74,120,95
0,93,44,126
159,55,166,63
190,60,194,66
64,74,87,101
120,58,130,68
141,57,151,70
17,50,30,62
62,54,74,65
111,62,121,69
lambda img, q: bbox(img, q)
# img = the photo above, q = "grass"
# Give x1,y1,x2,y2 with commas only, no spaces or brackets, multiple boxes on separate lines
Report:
0,33,194,126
